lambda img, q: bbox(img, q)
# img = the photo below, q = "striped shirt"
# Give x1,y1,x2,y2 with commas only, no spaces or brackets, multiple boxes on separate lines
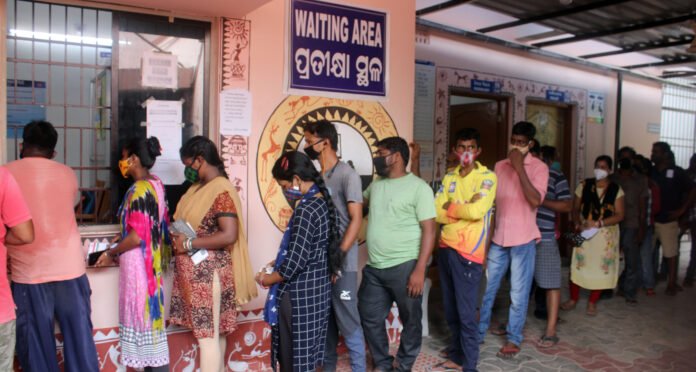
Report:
536,168,571,240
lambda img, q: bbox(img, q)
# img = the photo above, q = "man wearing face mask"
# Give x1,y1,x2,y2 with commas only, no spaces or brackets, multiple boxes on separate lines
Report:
478,121,548,359
530,145,572,348
431,128,496,372
359,136,436,372
302,120,367,372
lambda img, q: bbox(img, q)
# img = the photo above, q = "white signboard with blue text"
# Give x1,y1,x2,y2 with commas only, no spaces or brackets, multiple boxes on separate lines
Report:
289,0,387,97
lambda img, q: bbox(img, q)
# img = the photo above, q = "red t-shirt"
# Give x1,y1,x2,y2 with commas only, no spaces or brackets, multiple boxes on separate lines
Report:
0,167,32,323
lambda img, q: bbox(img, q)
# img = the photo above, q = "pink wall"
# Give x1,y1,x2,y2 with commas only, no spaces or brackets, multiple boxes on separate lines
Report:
416,28,663,179
244,0,415,310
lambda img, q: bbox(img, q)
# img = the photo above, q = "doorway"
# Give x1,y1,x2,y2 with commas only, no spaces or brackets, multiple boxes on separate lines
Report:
526,99,575,257
448,92,510,170
526,100,574,177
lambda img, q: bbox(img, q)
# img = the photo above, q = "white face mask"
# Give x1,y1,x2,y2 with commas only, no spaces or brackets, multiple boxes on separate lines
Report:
594,168,609,181
509,145,529,155
459,151,476,167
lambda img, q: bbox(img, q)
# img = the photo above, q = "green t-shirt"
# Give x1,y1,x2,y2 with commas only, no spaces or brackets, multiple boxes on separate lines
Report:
363,173,436,269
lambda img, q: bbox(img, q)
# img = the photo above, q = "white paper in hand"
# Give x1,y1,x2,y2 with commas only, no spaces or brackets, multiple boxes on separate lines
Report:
581,227,599,240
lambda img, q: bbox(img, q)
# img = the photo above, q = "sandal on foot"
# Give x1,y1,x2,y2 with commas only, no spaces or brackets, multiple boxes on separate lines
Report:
437,348,449,359
538,335,559,348
428,361,461,372
586,304,597,316
560,300,577,311
496,343,520,359
490,323,507,336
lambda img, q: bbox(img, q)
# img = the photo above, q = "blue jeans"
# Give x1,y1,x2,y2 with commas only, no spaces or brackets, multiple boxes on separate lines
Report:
620,227,641,300
640,227,655,289
478,241,536,346
439,248,483,372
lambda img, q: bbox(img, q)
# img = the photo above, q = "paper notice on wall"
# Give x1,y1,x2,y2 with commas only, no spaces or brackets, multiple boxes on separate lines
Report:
219,89,252,136
414,61,436,181
141,51,178,89
587,91,605,125
146,100,185,184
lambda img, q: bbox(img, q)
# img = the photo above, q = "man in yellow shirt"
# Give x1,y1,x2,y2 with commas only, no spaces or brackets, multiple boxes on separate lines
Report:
430,128,497,372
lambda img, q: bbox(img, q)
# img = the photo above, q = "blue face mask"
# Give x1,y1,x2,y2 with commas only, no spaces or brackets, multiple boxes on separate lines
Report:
551,161,562,171
283,185,304,202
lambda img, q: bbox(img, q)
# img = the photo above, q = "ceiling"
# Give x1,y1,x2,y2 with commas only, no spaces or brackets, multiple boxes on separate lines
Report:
88,0,272,19
416,0,696,83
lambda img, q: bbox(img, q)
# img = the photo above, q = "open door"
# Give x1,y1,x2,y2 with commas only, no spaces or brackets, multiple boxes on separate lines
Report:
448,92,510,169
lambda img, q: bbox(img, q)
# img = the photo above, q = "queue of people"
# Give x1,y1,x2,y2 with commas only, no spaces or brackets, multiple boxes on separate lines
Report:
1,118,694,372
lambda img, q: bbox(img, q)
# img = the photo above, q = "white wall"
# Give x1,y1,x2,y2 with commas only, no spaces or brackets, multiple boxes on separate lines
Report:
416,28,663,179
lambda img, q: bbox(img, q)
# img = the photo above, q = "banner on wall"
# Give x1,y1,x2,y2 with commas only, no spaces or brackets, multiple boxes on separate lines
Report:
288,0,387,97
7,79,46,138
587,91,605,124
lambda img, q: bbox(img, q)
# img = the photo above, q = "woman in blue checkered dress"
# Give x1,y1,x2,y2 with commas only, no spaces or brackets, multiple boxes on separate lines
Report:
255,151,343,372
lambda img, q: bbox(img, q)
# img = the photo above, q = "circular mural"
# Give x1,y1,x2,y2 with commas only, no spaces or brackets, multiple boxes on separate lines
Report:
257,96,398,231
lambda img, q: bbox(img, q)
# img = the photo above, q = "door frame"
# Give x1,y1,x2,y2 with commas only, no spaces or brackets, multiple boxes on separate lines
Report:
526,98,578,187
448,88,514,164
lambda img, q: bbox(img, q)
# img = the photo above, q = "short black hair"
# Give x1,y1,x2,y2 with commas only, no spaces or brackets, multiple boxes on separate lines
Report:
653,141,671,153
595,155,613,170
454,128,480,147
618,146,636,158
617,158,632,171
511,121,536,141
303,120,339,150
23,120,58,156
376,136,409,167
540,145,557,164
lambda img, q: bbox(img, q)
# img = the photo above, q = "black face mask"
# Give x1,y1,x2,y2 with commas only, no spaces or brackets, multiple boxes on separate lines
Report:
373,153,392,177
304,139,324,160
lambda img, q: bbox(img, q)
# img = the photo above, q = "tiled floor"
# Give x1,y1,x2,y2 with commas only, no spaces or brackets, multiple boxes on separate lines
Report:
334,242,696,371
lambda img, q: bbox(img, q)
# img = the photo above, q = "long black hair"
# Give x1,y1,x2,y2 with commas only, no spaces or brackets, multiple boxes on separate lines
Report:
179,136,228,178
272,151,342,276
124,137,161,169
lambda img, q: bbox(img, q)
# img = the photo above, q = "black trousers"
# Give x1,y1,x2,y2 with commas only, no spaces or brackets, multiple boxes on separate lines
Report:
358,260,422,372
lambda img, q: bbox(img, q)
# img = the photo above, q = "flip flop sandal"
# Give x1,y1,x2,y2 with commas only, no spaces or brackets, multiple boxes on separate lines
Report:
538,335,559,348
496,344,520,359
428,361,461,372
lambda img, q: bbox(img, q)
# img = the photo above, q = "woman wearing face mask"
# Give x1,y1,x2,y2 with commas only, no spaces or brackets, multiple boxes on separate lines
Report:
169,136,257,372
561,155,624,316
95,137,171,371
256,151,342,372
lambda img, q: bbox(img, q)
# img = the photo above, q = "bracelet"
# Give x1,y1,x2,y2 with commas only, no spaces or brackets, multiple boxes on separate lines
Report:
107,249,118,258
185,238,193,252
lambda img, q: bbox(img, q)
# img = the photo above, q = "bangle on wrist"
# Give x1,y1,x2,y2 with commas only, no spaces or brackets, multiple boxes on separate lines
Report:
108,249,118,258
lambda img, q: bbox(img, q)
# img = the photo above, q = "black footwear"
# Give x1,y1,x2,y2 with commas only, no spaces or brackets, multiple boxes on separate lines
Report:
600,290,614,300
626,298,638,306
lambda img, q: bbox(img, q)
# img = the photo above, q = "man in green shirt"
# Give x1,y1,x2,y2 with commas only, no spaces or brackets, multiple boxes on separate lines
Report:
359,136,436,372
